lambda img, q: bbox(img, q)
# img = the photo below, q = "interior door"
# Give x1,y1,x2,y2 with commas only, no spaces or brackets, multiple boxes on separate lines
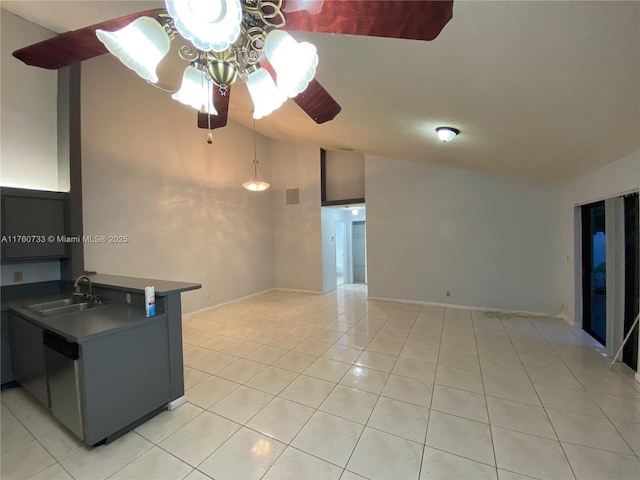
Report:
582,201,607,345
352,221,366,283
623,193,639,370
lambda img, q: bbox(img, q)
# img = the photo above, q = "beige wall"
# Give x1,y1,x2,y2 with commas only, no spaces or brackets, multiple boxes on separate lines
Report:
81,56,274,313
365,155,564,314
325,150,365,201
1,10,58,191
271,140,323,292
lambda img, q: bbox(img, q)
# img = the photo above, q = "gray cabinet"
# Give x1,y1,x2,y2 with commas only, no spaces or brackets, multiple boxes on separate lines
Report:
1,187,68,260
8,313,48,406
1,311,14,385
81,318,171,445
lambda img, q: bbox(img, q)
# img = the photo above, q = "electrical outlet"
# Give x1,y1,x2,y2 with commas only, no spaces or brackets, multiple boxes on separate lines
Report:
126,293,131,304
12,271,23,283
446,290,451,297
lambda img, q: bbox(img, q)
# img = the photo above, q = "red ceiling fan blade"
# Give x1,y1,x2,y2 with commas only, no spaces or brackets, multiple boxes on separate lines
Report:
12,9,165,69
282,0,453,41
197,86,232,130
293,79,341,124
261,60,341,124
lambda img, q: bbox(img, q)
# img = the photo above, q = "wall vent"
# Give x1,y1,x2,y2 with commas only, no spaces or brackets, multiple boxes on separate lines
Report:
286,188,300,205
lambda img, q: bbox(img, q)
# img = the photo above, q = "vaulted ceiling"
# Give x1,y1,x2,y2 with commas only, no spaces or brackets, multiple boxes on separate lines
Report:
3,1,639,183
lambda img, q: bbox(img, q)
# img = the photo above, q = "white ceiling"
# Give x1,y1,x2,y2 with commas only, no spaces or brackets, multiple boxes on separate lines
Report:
3,0,639,184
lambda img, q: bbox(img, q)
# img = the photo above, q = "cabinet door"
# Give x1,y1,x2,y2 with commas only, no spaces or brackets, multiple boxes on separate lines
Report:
8,314,49,406
1,311,14,385
2,196,67,259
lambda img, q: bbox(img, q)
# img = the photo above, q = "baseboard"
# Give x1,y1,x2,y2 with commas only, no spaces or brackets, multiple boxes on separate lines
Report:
167,396,187,411
367,295,565,322
183,288,275,318
272,288,323,295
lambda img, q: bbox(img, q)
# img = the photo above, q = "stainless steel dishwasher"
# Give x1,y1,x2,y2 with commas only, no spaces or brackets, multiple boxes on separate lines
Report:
43,331,84,440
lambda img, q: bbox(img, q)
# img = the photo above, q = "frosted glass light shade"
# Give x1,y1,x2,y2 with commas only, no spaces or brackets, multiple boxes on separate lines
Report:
171,65,218,115
96,17,170,84
246,69,286,119
165,0,242,52
436,127,459,142
242,180,270,191
265,30,318,98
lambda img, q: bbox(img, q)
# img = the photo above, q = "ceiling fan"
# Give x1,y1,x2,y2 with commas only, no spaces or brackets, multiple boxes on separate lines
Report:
13,0,453,135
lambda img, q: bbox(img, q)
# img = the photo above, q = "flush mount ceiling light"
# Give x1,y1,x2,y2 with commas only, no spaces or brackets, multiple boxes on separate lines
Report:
436,126,459,142
352,209,359,216
242,119,270,192
14,1,454,139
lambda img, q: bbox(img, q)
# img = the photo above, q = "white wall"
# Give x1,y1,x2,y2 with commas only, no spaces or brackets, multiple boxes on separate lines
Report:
271,141,323,292
321,208,337,292
325,150,365,201
81,56,274,313
0,10,58,191
560,151,640,325
365,155,564,313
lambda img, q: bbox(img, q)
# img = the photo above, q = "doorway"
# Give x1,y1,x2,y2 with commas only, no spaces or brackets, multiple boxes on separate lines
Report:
335,221,346,287
623,193,639,370
581,201,607,345
352,221,367,284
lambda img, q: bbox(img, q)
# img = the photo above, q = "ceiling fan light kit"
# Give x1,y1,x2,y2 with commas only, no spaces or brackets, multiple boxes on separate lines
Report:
436,126,459,142
96,0,321,124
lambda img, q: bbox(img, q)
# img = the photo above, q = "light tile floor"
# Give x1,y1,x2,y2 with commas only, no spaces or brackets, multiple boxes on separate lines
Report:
2,284,640,479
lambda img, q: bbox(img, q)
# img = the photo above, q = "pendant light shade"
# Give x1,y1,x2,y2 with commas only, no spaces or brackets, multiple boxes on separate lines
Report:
264,30,318,98
165,0,243,52
172,65,218,115
96,17,170,84
242,178,270,192
246,68,286,120
243,119,270,192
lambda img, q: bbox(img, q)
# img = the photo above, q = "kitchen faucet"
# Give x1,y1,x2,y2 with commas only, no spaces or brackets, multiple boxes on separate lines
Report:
73,275,100,303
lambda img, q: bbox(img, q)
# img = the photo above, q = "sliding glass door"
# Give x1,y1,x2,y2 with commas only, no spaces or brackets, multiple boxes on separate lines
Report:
623,193,639,370
582,201,607,345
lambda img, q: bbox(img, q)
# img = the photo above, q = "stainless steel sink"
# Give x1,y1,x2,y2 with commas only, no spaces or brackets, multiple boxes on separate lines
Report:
28,298,77,311
39,303,95,317
28,296,102,317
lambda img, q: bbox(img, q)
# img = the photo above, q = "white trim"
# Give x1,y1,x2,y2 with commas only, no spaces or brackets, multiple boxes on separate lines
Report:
167,395,187,411
272,288,323,295
367,295,568,322
182,288,275,318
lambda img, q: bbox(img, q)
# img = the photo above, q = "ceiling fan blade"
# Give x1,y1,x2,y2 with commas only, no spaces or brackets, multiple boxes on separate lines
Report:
12,9,165,69
197,87,231,130
282,0,453,41
293,79,341,124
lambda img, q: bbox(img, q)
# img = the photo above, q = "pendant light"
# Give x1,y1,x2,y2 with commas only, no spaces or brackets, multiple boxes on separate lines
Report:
242,119,270,192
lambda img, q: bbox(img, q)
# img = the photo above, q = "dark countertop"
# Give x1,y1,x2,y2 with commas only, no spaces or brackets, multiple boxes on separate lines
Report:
2,274,200,342
86,274,201,296
1,293,69,312
11,301,165,344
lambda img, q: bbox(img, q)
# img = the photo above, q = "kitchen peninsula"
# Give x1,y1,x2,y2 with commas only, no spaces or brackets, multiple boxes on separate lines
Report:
2,273,200,446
